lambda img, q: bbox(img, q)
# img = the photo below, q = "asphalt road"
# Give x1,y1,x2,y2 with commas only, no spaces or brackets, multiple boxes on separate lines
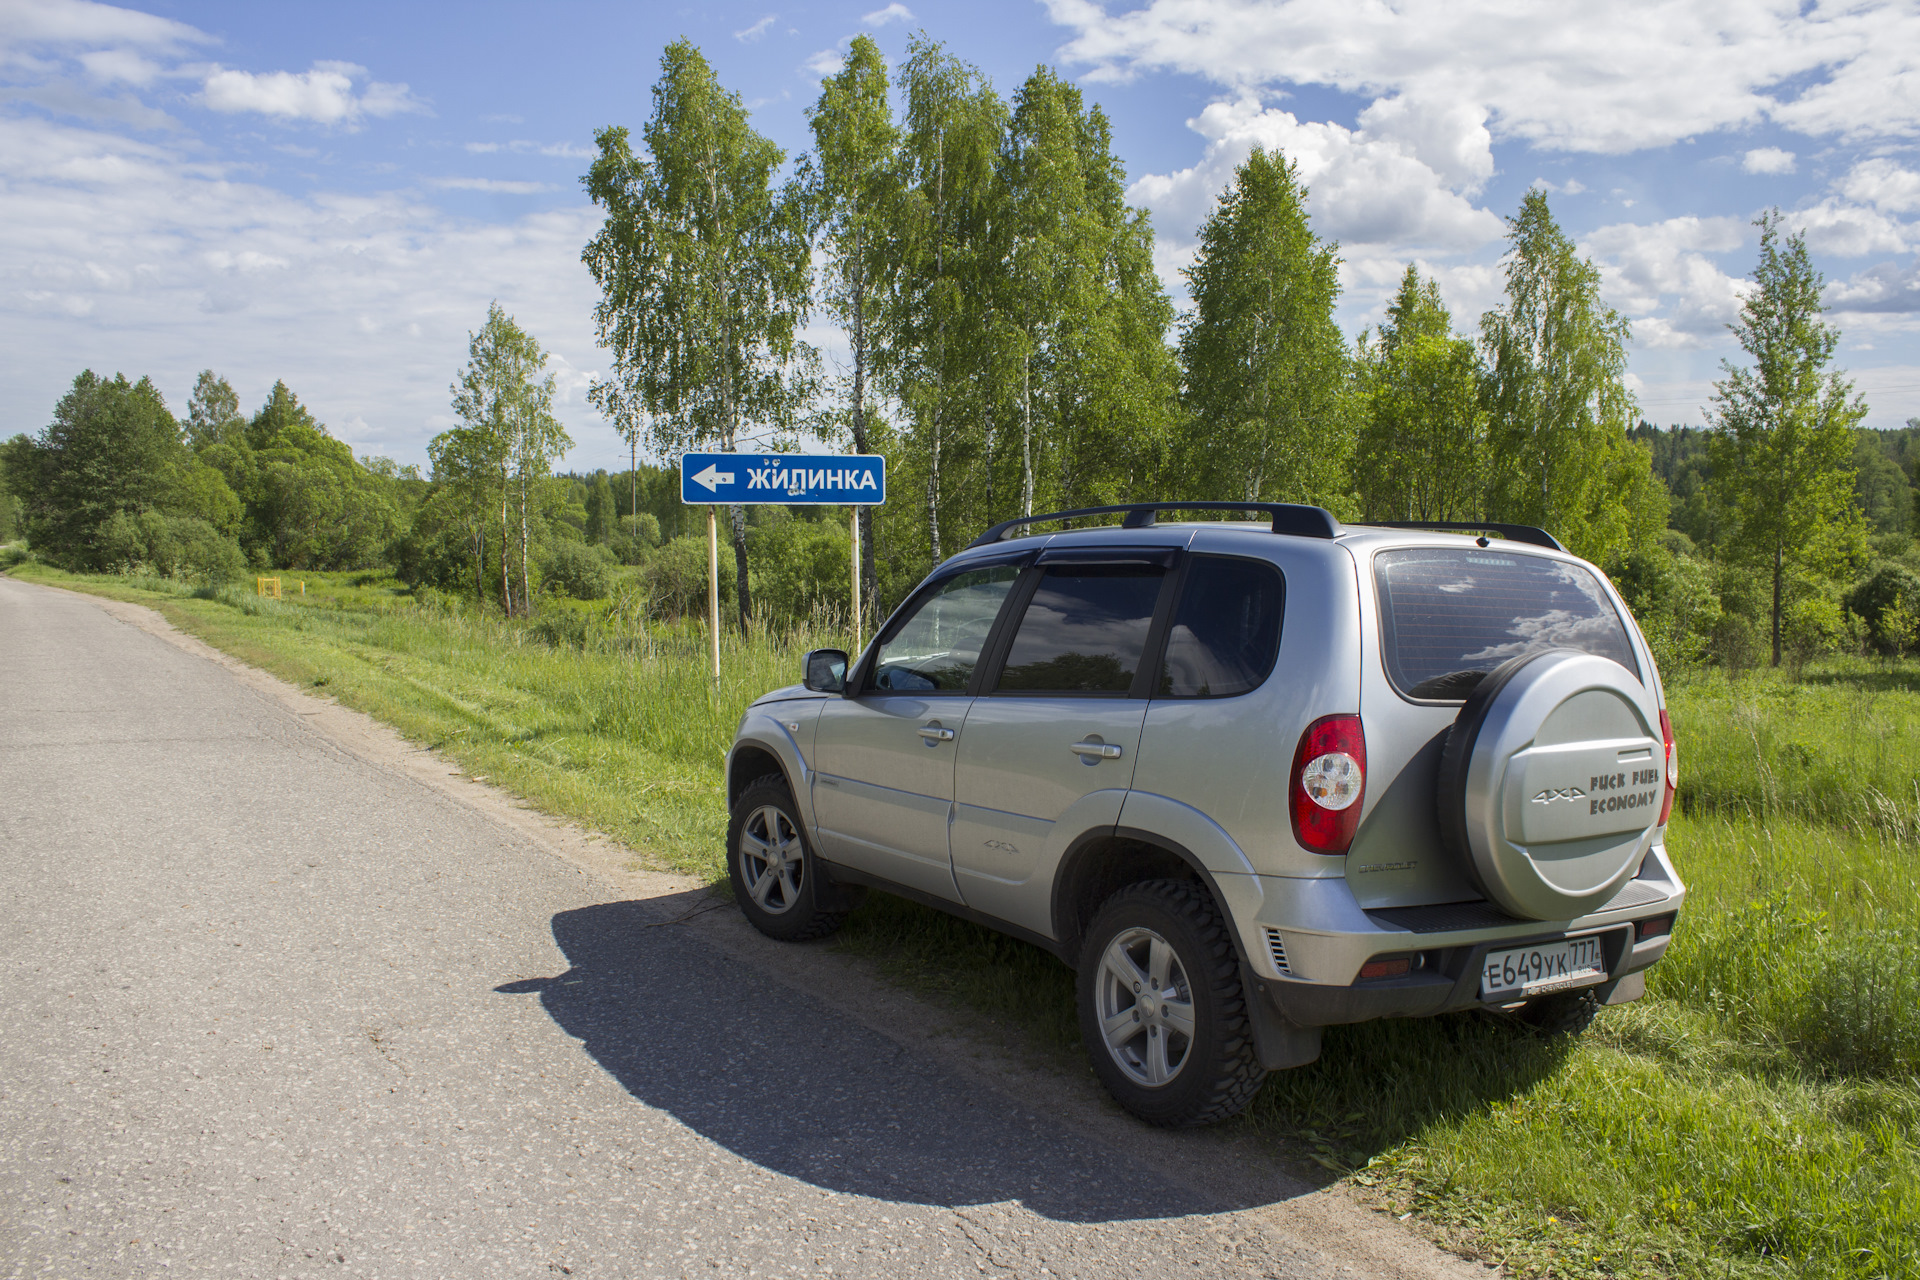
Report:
0,577,1479,1279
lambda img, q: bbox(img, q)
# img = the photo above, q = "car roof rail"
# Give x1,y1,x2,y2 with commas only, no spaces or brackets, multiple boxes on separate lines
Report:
966,501,1342,549
1368,520,1565,552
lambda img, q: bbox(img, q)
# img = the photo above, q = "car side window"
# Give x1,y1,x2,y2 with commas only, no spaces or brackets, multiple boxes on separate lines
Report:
871,564,1022,693
995,564,1166,695
1158,556,1285,698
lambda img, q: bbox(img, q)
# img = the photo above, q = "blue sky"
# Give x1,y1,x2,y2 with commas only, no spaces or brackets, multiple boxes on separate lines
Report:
3,0,1918,473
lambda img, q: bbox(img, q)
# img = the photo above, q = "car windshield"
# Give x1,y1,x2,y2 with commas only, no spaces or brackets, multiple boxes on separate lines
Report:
1375,547,1640,699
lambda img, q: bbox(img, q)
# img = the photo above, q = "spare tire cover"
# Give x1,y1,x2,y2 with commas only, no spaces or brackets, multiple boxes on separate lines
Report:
1437,648,1663,920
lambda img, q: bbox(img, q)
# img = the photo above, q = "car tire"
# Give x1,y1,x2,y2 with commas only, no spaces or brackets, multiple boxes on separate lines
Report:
1076,879,1267,1128
727,776,855,943
1515,986,1606,1037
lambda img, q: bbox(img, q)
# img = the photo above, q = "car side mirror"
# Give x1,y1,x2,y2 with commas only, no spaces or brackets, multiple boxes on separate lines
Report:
802,648,848,693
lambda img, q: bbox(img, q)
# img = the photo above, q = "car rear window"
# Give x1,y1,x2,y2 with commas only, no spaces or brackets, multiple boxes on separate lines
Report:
1374,548,1640,700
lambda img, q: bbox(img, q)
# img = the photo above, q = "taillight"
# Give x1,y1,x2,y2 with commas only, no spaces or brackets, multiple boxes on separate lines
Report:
1290,714,1366,855
1658,708,1677,825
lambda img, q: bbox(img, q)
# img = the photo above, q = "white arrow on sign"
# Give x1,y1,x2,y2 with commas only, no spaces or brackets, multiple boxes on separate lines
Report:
691,462,735,492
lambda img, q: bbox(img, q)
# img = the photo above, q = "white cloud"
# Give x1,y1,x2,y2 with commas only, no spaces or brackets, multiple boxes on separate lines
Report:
1127,98,1504,253
1791,198,1910,257
734,15,776,42
1830,260,1920,314
0,0,207,57
1839,158,1920,214
1743,146,1795,174
464,138,593,159
1047,0,1920,154
429,177,552,194
803,47,845,77
1532,177,1587,195
862,3,914,26
0,115,608,467
1582,216,1747,349
201,61,425,126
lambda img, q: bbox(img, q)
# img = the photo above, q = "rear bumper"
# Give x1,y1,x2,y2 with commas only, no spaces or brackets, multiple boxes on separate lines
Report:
1241,843,1683,1027
1257,924,1669,1026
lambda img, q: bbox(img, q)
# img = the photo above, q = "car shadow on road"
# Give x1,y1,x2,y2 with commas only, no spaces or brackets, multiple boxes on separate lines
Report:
497,893,1234,1224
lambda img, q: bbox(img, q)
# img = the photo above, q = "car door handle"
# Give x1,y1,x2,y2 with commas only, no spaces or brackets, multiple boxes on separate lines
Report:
917,724,955,742
1070,740,1122,760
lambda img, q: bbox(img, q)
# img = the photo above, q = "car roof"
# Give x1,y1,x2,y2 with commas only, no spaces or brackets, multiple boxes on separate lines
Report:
942,519,1583,569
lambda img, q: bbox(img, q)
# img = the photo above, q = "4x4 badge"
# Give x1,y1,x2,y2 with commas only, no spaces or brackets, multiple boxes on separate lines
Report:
1532,786,1587,804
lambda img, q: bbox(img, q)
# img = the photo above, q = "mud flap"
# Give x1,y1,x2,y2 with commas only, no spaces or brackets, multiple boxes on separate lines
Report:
1604,971,1646,1005
1243,969,1324,1070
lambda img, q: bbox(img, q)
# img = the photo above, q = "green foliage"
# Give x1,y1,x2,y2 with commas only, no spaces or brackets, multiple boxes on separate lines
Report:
1846,562,1920,655
538,539,613,601
441,302,570,615
748,514,851,624
637,534,735,619
6,370,191,567
95,509,247,584
1355,267,1485,521
1480,191,1659,566
1611,542,1722,672
584,39,816,629
584,471,614,544
1708,212,1870,665
1179,147,1350,507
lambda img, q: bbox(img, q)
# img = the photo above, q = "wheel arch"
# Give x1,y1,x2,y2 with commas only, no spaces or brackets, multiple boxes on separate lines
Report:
1050,827,1253,972
727,739,794,809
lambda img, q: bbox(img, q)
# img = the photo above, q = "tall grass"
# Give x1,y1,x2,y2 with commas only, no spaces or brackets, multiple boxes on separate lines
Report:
14,562,1919,1278
1670,661,1920,843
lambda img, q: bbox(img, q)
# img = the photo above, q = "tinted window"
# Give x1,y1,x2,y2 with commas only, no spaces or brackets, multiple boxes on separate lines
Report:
872,564,1021,692
1376,548,1640,700
997,565,1165,694
1158,556,1285,697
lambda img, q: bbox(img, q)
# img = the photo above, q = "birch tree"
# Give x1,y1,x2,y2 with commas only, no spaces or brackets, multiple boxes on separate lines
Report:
1479,190,1657,562
583,38,814,632
807,33,899,619
887,36,1004,563
448,302,568,615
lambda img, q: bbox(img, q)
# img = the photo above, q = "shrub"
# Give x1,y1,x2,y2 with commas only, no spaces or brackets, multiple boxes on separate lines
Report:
538,539,612,601
1847,562,1920,655
748,515,851,628
639,535,734,619
97,510,246,585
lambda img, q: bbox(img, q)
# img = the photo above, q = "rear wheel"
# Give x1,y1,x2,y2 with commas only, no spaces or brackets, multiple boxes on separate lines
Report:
1077,880,1266,1128
727,777,854,943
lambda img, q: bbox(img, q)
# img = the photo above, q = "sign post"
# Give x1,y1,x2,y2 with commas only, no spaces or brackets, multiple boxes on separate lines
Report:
681,451,888,686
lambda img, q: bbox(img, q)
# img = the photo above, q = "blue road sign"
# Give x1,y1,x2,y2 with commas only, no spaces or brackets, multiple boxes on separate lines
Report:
680,452,886,505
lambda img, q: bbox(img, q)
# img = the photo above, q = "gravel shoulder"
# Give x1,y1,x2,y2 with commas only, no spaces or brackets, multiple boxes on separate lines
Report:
0,574,1490,1279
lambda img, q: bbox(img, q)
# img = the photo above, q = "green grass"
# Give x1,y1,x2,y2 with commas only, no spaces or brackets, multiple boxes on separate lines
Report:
11,560,1918,1278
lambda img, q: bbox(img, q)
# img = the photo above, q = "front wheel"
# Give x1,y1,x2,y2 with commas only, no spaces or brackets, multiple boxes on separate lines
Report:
1076,879,1266,1127
727,777,853,943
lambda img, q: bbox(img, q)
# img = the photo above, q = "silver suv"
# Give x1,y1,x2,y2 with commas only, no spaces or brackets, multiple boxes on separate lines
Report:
724,503,1683,1127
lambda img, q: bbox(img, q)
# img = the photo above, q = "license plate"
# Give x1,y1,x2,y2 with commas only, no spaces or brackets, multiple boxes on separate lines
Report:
1480,935,1607,999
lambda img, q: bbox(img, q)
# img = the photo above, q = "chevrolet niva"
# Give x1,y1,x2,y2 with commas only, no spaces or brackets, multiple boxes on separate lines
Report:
722,502,1682,1127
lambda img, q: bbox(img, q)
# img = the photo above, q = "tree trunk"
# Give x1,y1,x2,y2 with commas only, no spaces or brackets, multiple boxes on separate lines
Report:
1021,351,1034,518
850,240,875,627
500,475,512,615
729,503,751,634
519,465,530,617
1771,544,1784,667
